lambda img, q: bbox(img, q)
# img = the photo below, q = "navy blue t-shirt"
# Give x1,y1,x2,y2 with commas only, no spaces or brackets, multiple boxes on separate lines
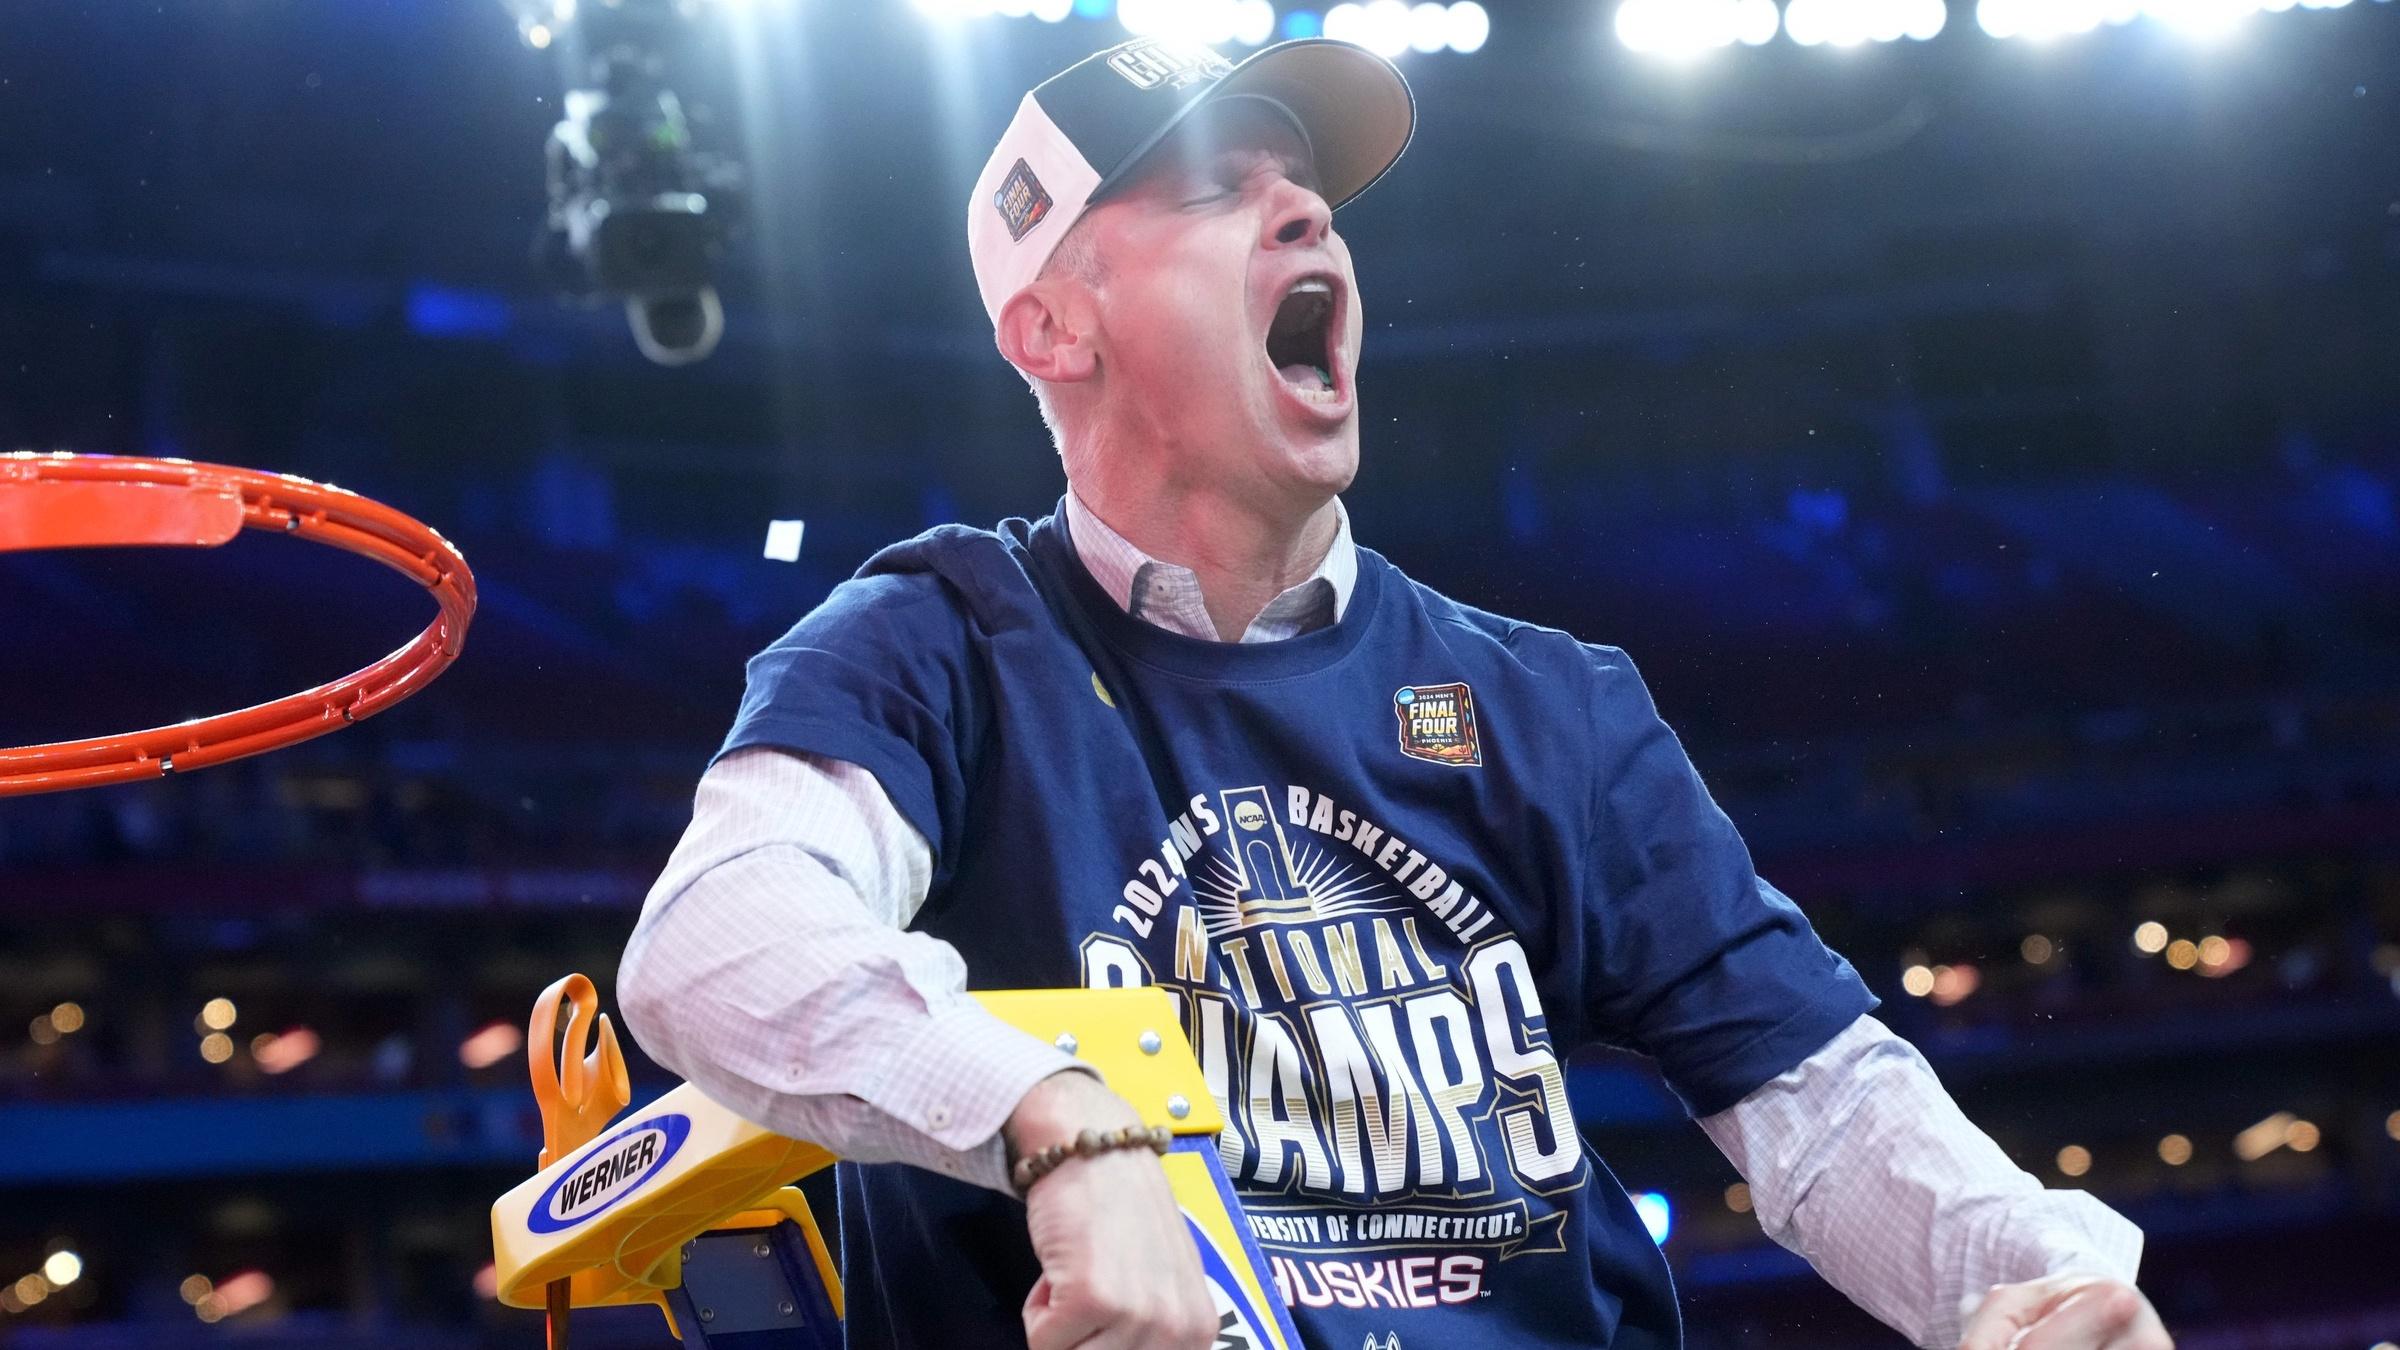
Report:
718,504,1875,1350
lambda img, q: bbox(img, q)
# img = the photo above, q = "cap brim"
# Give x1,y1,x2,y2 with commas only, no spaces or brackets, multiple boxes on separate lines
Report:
1093,38,1415,213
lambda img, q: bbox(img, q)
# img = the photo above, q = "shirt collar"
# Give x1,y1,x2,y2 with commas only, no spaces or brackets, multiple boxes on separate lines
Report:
1062,490,1358,644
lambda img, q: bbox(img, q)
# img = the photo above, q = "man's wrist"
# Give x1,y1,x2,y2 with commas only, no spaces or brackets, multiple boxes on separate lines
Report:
1002,1067,1132,1161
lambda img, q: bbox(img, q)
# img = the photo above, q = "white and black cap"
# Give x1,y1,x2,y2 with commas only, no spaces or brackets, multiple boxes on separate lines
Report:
967,36,1415,325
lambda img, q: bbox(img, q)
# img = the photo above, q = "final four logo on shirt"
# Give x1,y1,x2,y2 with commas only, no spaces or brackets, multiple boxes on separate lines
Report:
1393,683,1480,767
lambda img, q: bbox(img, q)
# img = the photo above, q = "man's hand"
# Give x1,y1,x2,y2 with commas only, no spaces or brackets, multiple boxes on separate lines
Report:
1960,1275,2172,1350
1004,1070,1218,1350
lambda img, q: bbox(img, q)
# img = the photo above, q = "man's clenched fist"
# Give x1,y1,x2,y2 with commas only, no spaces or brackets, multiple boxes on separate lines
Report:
1961,1274,2172,1350
1006,1070,1218,1350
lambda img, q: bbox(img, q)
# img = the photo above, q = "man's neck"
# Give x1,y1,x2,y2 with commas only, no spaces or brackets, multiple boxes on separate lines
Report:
1069,476,1341,642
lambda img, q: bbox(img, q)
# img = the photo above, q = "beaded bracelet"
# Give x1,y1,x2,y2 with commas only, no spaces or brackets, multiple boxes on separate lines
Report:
1010,1123,1174,1195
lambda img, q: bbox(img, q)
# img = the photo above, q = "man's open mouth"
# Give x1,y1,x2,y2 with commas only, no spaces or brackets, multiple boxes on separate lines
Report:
1266,275,1344,406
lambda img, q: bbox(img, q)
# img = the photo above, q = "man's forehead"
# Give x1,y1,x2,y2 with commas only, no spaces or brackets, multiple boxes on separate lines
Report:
1139,96,1318,183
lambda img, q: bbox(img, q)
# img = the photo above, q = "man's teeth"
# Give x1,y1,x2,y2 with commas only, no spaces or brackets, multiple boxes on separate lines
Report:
1279,362,1337,396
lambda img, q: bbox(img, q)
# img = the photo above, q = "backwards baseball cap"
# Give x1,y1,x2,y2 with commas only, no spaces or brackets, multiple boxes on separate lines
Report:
967,36,1415,326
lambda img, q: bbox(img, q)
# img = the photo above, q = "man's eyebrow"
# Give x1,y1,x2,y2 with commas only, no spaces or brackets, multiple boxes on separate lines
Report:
1219,142,1323,192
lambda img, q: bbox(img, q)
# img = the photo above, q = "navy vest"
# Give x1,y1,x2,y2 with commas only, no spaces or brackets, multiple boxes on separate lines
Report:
719,505,1875,1349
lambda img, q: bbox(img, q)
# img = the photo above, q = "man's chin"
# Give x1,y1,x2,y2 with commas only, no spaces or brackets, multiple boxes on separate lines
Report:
1270,429,1360,501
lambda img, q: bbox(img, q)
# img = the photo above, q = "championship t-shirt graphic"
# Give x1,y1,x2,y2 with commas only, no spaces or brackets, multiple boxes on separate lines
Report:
1084,776,1581,1317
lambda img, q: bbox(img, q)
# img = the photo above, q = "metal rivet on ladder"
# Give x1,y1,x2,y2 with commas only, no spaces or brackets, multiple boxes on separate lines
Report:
1139,1030,1163,1055
778,1301,796,1317
1167,1094,1191,1119
698,1308,716,1323
754,1240,771,1258
1054,1032,1078,1054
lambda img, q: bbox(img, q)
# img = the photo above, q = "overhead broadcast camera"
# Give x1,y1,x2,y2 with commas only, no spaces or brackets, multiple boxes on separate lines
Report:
508,0,747,366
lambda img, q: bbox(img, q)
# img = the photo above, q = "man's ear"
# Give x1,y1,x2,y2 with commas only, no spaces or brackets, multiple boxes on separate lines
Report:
995,280,1099,388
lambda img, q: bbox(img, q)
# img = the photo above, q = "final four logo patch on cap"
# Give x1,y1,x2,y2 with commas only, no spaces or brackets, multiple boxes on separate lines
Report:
1395,683,1481,766
995,158,1054,243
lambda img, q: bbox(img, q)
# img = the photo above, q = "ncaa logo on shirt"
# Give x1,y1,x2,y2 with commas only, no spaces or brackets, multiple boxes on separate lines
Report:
1394,683,1481,767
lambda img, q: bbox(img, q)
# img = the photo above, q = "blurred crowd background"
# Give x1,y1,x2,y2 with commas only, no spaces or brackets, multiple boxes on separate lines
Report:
3,0,2397,1345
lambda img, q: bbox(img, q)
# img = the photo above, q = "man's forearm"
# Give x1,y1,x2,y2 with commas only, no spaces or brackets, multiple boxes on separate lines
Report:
617,748,1089,1193
1701,1015,2143,1349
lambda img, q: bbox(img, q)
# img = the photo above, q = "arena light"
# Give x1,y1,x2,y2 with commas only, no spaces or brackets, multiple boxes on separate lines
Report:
1737,0,1784,43
1928,961,1980,1006
1785,0,1945,45
1323,0,1416,56
1632,1191,1673,1244
1974,0,2121,39
251,1027,322,1075
2234,1110,2296,1161
1403,0,1443,49
1616,0,1748,56
2157,1133,2193,1165
1121,0,1276,45
40,1253,80,1288
2144,0,2265,37
1233,0,1279,44
460,1020,527,1070
2055,1144,2092,1177
1447,1,1491,50
194,1269,275,1323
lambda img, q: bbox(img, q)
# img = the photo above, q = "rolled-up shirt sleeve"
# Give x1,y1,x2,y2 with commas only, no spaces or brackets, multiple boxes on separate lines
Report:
1700,1014,2145,1349
617,745,1092,1195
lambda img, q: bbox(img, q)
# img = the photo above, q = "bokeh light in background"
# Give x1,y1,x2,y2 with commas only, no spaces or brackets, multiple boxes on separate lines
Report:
1632,1192,1674,1245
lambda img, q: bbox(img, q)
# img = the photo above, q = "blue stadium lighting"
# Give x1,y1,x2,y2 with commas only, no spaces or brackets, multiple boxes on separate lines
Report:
406,284,513,340
1285,8,1325,37
1074,0,1112,15
1633,1192,1673,1245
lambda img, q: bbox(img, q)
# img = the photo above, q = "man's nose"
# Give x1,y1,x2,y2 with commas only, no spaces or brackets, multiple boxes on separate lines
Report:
1261,177,1333,250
